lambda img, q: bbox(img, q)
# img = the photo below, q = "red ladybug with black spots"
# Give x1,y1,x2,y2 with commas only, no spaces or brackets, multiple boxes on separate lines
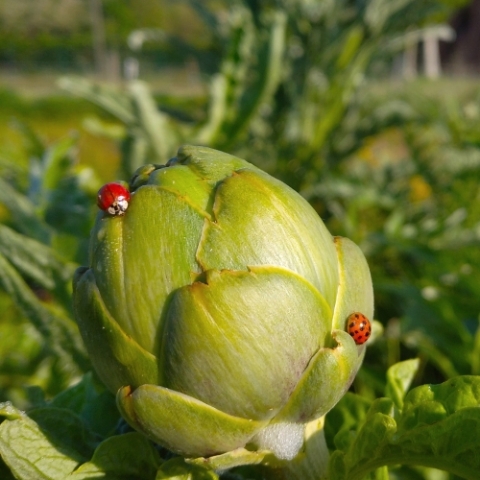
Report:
347,312,371,345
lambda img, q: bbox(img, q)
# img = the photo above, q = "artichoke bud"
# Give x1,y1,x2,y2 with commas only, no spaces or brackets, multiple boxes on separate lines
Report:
73,145,374,460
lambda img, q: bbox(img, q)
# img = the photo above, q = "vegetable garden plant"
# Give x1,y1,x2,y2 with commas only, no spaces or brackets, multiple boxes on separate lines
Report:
0,144,479,480
1,1,480,479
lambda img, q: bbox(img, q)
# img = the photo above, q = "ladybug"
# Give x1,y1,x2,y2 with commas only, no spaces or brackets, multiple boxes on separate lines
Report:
346,312,371,345
97,183,131,216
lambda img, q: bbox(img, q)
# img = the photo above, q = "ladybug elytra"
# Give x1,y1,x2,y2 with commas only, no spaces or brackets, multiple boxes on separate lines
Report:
346,312,371,345
97,183,131,216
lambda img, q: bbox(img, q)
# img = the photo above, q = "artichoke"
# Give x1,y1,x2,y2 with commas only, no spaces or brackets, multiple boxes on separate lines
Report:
73,145,373,460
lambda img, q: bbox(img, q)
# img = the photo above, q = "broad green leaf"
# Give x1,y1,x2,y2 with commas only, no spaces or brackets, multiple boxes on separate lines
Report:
156,458,218,480
385,359,420,410
50,373,119,437
0,457,16,480
70,433,161,480
0,404,97,480
330,376,480,480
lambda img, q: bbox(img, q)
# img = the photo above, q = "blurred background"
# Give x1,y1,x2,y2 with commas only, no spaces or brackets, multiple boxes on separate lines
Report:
1,0,480,453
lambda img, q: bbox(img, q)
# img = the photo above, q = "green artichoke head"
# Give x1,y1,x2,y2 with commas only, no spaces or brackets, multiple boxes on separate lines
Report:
73,145,373,460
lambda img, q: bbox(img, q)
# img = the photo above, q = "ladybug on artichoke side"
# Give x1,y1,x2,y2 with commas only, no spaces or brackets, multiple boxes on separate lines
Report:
97,183,131,216
346,312,371,345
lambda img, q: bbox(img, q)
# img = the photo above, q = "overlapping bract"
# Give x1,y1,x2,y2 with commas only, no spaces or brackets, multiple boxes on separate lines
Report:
73,145,373,458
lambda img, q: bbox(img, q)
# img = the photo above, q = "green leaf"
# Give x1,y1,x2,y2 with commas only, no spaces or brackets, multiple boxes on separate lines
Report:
156,458,218,480
117,384,267,458
0,251,88,372
197,168,338,309
330,376,480,480
70,433,161,480
0,177,51,244
385,359,420,410
0,404,97,480
219,10,287,148
73,268,160,394
58,77,136,125
39,134,77,194
0,456,16,480
86,183,205,354
0,223,74,291
128,81,177,164
162,266,331,420
324,392,371,450
194,7,255,146
50,373,119,437
276,330,360,424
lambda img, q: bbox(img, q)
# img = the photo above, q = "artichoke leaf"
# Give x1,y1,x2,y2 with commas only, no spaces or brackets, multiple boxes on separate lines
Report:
177,145,261,186
160,266,331,421
73,268,160,393
331,236,374,332
149,164,213,217
197,169,338,308
117,384,267,458
91,185,205,352
275,330,360,423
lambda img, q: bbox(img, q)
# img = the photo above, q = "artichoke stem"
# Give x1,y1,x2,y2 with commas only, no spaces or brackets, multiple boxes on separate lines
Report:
282,417,329,480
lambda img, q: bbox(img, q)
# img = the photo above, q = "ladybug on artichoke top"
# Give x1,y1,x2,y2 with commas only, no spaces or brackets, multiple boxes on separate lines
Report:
347,312,371,345
97,183,131,216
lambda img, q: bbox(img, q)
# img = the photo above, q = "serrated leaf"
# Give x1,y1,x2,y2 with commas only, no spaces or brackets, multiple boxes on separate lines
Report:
219,10,286,149
324,392,371,450
0,251,88,372
0,177,51,243
70,432,161,480
330,376,480,480
0,405,98,480
0,223,74,290
385,359,420,410
128,81,176,163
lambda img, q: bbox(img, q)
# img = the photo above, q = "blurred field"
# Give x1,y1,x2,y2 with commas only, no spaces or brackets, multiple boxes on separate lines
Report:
0,68,208,180
1,72,479,181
